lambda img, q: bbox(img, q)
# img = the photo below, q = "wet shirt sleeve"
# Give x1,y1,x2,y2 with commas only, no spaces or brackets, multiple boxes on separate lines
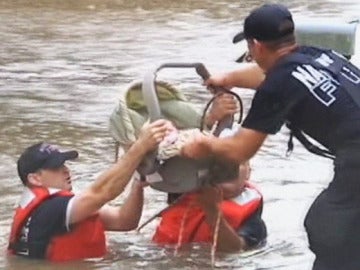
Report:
242,68,301,134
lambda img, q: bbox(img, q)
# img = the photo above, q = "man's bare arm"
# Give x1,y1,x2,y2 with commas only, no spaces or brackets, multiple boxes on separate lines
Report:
68,120,168,225
181,128,267,164
210,128,267,163
206,63,265,90
98,180,145,231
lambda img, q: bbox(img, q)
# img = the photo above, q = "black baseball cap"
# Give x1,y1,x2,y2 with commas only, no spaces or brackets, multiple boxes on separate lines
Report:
17,142,79,184
233,4,294,43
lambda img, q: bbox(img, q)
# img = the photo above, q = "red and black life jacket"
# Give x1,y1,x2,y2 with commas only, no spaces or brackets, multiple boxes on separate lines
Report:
8,187,106,262
152,183,262,244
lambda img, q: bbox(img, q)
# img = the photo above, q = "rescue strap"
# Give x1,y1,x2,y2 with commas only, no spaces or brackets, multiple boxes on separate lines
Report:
286,122,335,160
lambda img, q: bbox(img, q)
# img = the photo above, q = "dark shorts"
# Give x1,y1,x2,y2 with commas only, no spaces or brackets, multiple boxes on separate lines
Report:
304,161,360,270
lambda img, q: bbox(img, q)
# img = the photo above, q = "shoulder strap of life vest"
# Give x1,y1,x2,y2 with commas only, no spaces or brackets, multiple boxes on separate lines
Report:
286,122,335,159
8,187,72,251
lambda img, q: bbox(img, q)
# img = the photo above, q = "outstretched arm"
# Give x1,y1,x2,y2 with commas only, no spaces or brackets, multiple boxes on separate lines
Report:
210,128,267,163
182,127,267,164
205,63,265,90
98,179,146,231
68,120,170,225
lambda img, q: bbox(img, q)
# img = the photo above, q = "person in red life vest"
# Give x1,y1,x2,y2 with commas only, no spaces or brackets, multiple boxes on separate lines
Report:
8,119,172,262
153,161,267,252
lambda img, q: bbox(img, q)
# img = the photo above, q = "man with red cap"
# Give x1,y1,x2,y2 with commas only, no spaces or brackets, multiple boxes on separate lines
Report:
182,3,360,270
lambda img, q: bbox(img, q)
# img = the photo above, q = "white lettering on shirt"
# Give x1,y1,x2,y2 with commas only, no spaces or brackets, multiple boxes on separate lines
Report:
292,64,339,106
341,66,360,84
315,53,334,67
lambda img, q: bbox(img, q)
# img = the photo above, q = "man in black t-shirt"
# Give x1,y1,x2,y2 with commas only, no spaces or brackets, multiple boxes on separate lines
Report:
9,119,172,261
182,3,360,270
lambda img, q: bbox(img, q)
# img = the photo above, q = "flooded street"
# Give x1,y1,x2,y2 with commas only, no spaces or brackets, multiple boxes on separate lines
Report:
1,0,360,269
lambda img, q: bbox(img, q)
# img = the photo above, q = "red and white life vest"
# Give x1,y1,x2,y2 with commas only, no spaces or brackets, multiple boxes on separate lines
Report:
8,187,106,262
152,183,262,244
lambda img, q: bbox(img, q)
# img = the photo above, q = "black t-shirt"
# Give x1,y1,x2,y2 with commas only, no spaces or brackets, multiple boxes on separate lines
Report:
242,46,360,152
14,196,73,259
